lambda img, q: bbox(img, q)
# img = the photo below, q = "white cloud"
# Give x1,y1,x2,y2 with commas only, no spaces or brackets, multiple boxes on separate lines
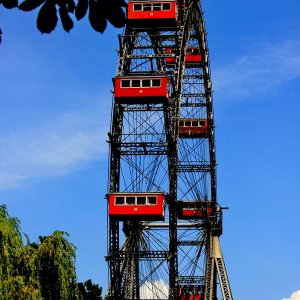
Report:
213,35,300,97
140,279,169,299
283,290,300,300
0,102,110,190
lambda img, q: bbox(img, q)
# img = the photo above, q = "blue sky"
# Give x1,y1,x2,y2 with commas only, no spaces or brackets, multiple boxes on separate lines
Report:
1,0,300,299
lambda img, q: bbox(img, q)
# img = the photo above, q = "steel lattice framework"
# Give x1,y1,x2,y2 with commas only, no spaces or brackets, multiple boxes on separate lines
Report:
106,0,233,299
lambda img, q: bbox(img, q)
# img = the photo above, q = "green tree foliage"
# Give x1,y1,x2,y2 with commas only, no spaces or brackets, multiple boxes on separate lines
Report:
0,204,26,299
0,0,126,35
0,205,102,299
37,232,79,299
78,279,102,300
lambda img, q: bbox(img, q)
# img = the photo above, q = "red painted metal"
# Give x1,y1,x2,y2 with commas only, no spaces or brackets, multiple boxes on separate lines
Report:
178,201,213,220
128,0,178,26
114,76,170,104
108,192,165,221
179,119,208,138
166,47,203,66
179,293,201,300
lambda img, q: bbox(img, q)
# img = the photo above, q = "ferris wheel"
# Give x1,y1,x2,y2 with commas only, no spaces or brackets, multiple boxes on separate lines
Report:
105,0,233,299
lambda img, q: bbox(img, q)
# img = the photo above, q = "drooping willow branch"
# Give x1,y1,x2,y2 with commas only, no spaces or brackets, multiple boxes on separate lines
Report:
0,204,101,299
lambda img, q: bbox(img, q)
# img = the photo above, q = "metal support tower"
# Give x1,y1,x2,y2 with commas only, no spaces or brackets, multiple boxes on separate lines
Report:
105,0,233,299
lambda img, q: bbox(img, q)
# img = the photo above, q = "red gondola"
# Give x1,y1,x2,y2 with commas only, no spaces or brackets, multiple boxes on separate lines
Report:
178,285,203,300
179,293,201,300
178,201,213,220
166,47,203,66
128,0,178,26
108,192,165,221
114,76,170,104
179,119,208,138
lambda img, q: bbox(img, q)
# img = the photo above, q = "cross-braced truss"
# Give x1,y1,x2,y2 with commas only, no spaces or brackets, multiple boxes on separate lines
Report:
106,1,233,299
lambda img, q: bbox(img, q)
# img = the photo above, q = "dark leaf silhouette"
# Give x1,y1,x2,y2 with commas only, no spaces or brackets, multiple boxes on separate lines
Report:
59,4,74,32
75,0,88,20
18,0,45,11
115,0,127,8
37,0,58,34
88,0,107,34
103,0,126,28
1,0,126,37
2,0,18,8
66,0,75,13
